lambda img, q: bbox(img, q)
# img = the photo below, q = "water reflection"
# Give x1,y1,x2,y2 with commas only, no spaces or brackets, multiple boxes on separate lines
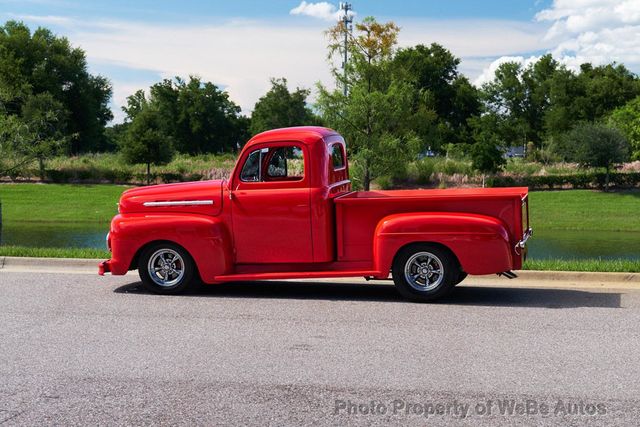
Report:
1,222,639,261
1,222,108,249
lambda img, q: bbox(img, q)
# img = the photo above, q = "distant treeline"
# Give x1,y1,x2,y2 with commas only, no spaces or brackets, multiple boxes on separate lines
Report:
1,18,640,189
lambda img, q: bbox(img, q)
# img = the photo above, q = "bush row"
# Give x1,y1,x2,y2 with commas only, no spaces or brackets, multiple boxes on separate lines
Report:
43,168,205,184
487,172,640,189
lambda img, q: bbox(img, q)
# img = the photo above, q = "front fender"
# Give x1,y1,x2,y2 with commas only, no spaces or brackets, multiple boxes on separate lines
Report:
109,213,232,282
373,212,513,276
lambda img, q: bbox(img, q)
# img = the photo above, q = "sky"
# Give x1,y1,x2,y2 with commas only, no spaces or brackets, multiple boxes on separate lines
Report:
2,0,639,123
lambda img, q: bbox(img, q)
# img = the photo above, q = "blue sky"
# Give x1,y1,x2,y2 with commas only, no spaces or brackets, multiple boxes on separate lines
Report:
2,0,638,122
5,0,553,22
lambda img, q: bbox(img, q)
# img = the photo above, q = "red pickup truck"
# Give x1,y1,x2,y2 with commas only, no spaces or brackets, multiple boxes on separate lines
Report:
99,126,532,302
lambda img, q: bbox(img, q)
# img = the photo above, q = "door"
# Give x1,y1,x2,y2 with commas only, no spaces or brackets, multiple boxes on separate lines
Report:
231,144,313,264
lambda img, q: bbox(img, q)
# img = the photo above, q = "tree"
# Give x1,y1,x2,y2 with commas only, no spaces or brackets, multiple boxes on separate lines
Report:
480,55,640,148
609,96,640,160
392,43,480,149
469,114,505,186
0,93,68,179
250,78,317,135
317,17,420,190
119,108,174,184
122,76,248,154
481,61,532,148
555,123,629,189
20,93,69,179
0,21,112,153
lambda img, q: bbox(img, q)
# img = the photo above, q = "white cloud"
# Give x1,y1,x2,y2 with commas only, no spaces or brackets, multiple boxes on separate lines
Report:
473,56,541,86
289,1,346,22
477,0,640,84
10,13,72,25
399,19,549,58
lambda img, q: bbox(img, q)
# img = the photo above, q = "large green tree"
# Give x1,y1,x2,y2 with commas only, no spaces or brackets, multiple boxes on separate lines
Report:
0,21,112,154
317,17,420,190
392,43,480,149
250,78,317,135
123,76,248,154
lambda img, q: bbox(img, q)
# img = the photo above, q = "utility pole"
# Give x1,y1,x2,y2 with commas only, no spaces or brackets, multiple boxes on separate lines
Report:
340,2,353,96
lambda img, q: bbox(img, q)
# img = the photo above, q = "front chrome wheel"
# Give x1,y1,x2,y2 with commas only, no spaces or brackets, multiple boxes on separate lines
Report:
139,243,197,294
404,251,444,291
147,248,185,287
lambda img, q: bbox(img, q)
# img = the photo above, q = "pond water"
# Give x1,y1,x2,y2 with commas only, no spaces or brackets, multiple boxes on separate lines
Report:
0,222,109,250
1,222,639,261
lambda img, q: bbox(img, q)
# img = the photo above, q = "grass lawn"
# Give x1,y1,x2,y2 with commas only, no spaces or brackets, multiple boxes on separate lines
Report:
0,183,129,223
528,189,640,232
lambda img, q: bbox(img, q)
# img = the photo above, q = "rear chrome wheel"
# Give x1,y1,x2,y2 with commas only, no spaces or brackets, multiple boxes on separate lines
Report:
403,251,444,291
138,243,197,294
392,243,460,302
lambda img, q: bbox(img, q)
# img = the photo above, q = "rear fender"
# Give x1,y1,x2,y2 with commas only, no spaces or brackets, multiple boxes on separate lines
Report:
109,213,232,282
373,212,513,276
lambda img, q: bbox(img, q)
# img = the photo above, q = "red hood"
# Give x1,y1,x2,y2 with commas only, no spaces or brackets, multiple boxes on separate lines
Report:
119,180,225,216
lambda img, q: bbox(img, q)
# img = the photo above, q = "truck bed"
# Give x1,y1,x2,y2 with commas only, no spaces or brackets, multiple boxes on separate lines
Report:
334,187,528,262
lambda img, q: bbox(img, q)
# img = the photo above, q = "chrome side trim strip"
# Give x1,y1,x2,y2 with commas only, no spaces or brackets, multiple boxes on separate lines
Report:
143,200,214,207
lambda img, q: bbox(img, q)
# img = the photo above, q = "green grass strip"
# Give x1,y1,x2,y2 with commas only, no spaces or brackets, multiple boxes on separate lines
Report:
523,258,640,273
0,245,110,259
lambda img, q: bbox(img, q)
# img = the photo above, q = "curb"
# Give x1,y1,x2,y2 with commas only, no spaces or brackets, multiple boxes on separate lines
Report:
0,256,102,272
0,256,639,286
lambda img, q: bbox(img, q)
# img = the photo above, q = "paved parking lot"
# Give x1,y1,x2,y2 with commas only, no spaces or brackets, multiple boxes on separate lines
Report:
1,270,640,425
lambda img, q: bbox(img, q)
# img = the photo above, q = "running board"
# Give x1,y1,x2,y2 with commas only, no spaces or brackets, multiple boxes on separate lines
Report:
213,270,382,282
498,270,518,279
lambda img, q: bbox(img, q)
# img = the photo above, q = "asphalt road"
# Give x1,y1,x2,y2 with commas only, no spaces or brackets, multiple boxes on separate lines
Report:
1,271,640,426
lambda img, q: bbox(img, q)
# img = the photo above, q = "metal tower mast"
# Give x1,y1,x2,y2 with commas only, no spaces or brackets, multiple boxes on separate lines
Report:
340,2,353,96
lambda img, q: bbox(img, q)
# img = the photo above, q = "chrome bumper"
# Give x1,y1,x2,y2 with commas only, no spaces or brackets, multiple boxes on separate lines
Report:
515,227,533,256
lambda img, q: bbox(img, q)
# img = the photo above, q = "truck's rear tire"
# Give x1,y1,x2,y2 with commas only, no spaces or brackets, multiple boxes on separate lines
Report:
392,243,459,302
138,242,197,295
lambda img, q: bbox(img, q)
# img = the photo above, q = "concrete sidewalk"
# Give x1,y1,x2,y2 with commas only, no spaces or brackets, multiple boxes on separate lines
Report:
1,255,639,290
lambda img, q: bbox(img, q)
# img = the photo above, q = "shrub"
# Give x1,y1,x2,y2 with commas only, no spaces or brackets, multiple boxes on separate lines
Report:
487,172,640,189
414,158,435,184
375,175,393,190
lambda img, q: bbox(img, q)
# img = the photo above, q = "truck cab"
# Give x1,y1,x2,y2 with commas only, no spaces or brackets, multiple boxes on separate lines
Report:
100,126,531,302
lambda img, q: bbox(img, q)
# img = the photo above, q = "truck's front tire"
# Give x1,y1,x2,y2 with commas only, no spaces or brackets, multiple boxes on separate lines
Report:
392,244,459,302
138,243,197,294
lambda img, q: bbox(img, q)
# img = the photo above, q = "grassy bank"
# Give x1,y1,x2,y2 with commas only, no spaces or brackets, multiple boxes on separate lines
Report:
528,189,640,231
0,245,110,259
7,152,236,184
0,183,128,223
523,258,640,273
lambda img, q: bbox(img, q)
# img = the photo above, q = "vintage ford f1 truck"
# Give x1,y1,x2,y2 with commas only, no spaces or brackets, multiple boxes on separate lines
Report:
99,126,532,302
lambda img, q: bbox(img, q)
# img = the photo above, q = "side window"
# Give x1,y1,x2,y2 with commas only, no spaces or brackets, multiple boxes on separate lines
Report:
239,145,304,182
266,146,304,181
329,143,345,169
